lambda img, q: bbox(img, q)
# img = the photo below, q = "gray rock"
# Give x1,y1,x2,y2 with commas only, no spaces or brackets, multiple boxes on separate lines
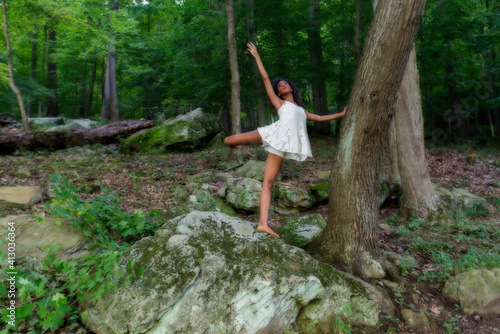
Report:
222,177,262,212
164,189,238,220
434,184,489,217
273,182,314,213
185,171,217,185
401,309,432,334
13,167,31,178
443,269,500,313
316,171,330,182
275,214,326,247
28,117,97,131
0,215,92,275
234,160,267,181
0,186,42,209
81,211,388,334
120,108,221,153
215,172,232,183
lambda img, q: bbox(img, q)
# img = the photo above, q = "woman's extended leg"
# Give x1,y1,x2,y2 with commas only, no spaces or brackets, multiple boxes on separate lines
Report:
258,152,283,238
224,130,263,148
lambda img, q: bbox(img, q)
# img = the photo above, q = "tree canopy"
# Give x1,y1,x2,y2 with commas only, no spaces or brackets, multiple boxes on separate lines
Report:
1,0,499,141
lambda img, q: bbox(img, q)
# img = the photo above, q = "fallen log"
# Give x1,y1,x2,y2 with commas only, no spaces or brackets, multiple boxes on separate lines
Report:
0,119,155,155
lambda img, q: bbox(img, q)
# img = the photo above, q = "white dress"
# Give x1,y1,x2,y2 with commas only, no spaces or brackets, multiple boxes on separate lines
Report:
257,101,312,161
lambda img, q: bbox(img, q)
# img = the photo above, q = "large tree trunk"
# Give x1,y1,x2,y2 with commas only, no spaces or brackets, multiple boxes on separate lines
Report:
316,0,427,278
27,32,38,117
308,0,329,136
47,29,59,117
226,0,241,136
395,47,439,220
0,120,154,155
2,0,30,133
246,0,266,128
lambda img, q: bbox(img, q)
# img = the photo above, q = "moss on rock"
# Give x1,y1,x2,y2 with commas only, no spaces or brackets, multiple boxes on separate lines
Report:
120,108,220,154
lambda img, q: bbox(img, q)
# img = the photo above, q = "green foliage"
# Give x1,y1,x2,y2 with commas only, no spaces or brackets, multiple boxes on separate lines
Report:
48,173,157,248
0,172,155,332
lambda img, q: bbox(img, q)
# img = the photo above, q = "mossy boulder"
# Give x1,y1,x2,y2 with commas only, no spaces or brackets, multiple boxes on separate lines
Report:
0,215,92,276
81,211,389,334
275,214,327,247
273,182,314,213
234,160,269,181
219,177,262,212
443,269,500,313
120,108,220,153
434,184,489,217
164,189,238,220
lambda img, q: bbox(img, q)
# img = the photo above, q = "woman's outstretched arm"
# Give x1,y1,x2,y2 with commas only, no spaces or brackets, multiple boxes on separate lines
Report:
305,107,346,122
247,42,283,111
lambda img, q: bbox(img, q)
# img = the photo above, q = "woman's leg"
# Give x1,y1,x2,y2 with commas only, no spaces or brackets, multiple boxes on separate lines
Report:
258,152,283,238
224,130,263,148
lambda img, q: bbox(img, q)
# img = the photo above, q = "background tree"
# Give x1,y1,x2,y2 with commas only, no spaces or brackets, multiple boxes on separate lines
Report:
101,0,120,122
316,0,428,278
2,0,30,132
226,0,241,138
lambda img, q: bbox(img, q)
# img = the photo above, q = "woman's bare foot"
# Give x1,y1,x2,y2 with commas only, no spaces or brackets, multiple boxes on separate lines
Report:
257,225,280,238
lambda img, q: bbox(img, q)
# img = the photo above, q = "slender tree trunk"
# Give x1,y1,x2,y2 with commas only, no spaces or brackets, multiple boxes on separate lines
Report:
108,43,119,122
47,29,58,117
316,0,427,278
27,32,38,117
246,0,266,128
101,1,119,122
308,0,329,136
38,26,48,117
226,0,241,136
101,57,111,120
2,0,30,132
395,47,439,220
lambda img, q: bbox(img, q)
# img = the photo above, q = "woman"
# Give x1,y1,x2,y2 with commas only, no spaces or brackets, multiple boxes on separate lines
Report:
224,42,346,238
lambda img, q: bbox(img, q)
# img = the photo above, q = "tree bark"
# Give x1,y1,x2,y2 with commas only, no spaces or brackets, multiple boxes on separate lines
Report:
316,0,427,278
0,120,154,155
394,47,439,220
246,0,266,128
354,0,362,66
2,0,31,132
308,0,329,136
226,0,241,136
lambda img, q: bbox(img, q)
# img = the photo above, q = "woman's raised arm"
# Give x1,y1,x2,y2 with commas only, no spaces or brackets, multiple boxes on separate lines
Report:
247,42,283,111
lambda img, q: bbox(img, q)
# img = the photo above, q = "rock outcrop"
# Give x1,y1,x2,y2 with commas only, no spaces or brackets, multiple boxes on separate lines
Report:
81,211,390,334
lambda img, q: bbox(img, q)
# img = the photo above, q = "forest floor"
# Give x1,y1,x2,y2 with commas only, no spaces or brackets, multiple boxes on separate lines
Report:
1,136,499,333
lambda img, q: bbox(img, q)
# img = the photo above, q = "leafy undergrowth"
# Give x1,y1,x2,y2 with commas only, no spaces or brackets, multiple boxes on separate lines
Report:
0,137,499,333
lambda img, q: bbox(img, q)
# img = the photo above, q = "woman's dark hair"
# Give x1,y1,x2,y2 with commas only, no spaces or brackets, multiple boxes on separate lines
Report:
271,78,302,108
